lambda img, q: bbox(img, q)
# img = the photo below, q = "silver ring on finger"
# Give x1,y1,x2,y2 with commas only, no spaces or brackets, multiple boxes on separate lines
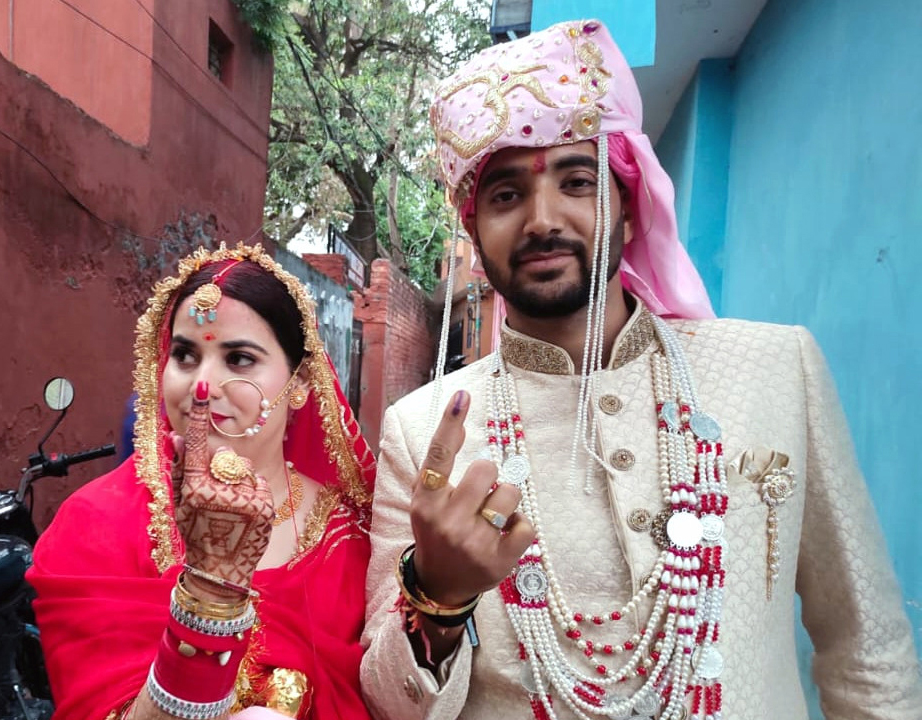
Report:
480,507,508,531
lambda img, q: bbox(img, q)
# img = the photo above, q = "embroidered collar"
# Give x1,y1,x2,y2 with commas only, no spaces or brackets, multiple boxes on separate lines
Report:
499,296,657,375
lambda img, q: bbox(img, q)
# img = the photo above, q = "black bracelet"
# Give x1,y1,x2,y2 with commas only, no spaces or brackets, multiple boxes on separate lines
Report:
396,545,481,627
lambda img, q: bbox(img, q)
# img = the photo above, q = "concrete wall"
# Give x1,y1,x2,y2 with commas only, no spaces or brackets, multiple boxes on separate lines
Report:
0,0,272,529
658,0,922,711
276,248,354,396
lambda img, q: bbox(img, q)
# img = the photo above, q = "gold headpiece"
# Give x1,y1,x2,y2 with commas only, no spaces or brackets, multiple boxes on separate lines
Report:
188,283,222,324
132,242,371,571
187,259,241,324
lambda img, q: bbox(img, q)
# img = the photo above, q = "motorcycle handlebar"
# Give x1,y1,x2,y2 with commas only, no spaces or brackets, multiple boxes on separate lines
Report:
42,444,117,476
16,443,117,504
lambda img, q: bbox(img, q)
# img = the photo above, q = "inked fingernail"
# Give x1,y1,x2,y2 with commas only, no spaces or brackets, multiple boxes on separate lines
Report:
195,381,209,401
451,390,468,416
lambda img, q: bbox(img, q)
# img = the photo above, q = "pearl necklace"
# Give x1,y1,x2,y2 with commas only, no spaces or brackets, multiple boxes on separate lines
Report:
487,317,727,720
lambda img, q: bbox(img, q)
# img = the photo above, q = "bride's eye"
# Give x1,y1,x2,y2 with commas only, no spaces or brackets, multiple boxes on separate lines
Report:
170,343,197,366
227,351,256,368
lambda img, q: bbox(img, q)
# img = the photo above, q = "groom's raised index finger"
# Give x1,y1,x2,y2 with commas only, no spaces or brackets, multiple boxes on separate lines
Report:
414,390,470,495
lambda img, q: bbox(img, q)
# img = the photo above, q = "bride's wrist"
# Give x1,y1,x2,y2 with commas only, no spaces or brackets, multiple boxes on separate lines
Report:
181,564,253,604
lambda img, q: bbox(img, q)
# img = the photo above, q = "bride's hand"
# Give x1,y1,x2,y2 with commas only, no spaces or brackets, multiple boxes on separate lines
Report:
173,381,274,597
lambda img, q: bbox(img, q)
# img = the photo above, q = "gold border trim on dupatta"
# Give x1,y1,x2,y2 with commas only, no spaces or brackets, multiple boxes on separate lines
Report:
132,243,370,572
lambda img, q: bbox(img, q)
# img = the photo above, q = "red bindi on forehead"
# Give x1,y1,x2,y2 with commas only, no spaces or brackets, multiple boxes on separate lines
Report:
532,150,547,174
203,332,216,342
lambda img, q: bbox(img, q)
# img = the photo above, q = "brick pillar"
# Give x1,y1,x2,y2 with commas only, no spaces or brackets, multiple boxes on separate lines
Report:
301,253,348,286
354,260,436,453
354,261,390,452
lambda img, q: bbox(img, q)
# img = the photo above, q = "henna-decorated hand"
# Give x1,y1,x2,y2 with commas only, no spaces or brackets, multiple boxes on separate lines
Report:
174,382,274,599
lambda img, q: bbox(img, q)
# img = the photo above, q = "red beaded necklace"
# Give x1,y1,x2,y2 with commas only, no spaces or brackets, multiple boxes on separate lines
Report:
486,317,728,720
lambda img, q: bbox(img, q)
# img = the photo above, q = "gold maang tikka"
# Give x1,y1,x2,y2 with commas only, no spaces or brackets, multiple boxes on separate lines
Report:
188,259,242,325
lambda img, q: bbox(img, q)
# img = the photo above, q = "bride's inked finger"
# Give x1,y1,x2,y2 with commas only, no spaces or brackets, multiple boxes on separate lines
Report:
184,380,211,476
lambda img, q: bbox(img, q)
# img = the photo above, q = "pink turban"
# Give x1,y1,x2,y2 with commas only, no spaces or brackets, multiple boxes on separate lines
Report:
430,19,714,319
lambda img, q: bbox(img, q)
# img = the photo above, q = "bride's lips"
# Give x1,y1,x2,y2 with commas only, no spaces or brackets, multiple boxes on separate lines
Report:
210,411,231,422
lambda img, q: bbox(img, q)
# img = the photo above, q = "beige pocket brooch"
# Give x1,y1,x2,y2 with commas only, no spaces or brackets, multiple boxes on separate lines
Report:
729,447,797,600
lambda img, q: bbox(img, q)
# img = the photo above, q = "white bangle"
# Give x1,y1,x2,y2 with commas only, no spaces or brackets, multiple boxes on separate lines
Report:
146,665,236,719
170,587,256,636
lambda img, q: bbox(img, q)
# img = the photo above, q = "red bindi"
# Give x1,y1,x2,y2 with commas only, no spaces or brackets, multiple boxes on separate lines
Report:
203,332,216,342
532,150,547,173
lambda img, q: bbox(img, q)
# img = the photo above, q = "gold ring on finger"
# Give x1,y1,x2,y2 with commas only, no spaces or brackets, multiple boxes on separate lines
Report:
480,507,508,530
420,468,448,491
210,449,255,485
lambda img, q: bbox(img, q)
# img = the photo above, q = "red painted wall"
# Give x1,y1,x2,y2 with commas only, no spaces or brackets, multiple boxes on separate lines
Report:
1,0,155,145
0,0,272,529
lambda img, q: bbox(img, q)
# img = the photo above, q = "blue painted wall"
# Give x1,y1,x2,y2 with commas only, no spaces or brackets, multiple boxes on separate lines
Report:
656,72,698,249
659,0,922,714
658,60,733,314
723,0,922,617
531,0,656,67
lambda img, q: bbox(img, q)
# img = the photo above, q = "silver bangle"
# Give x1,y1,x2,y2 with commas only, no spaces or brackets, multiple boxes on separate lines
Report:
170,588,256,636
146,665,235,719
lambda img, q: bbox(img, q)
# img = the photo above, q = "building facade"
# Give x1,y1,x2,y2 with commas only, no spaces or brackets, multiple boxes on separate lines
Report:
0,0,273,526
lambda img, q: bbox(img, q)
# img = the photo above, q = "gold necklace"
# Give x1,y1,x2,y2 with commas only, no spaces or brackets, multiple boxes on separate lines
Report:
272,461,304,527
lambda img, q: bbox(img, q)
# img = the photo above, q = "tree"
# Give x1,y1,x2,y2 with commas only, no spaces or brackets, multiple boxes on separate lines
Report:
265,0,490,287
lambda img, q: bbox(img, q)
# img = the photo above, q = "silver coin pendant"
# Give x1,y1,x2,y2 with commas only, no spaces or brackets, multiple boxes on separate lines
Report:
689,411,721,441
515,565,549,601
632,691,661,715
502,454,531,487
700,513,725,542
692,646,725,679
661,401,681,432
519,662,540,694
666,511,704,548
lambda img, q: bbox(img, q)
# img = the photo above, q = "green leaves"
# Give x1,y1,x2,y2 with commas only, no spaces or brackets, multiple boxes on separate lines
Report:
231,0,289,51
264,0,490,289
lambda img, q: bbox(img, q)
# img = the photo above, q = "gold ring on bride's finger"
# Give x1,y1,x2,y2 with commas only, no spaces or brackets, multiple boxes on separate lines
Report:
210,449,255,485
480,507,508,530
419,468,448,491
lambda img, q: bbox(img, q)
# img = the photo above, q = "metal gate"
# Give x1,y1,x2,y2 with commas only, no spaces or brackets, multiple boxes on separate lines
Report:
348,320,363,415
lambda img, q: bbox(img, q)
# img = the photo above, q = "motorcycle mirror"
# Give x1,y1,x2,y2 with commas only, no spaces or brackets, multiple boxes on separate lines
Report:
43,377,75,411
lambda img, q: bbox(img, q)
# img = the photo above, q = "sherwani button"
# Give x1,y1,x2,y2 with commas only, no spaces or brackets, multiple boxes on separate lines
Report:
403,676,422,703
611,448,635,471
627,508,652,532
598,394,623,414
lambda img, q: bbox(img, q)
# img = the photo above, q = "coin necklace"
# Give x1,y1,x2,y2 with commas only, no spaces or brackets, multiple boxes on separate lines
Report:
487,317,728,720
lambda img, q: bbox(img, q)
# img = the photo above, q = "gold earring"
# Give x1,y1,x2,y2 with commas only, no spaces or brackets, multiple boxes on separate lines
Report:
289,386,307,410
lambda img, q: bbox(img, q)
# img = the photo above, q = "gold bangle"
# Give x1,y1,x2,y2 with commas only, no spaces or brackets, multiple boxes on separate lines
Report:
394,546,482,618
396,576,480,617
183,564,260,599
174,573,250,620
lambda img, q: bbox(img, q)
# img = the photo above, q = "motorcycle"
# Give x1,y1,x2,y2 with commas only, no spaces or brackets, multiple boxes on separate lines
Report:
0,378,116,720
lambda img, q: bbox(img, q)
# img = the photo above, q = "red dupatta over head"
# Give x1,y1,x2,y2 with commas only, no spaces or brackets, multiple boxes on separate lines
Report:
29,244,376,720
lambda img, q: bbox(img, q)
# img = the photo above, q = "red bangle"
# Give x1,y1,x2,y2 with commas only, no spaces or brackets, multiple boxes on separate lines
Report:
152,625,250,704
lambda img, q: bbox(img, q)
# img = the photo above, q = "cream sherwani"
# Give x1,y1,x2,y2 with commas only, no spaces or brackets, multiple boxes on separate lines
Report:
361,303,922,719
